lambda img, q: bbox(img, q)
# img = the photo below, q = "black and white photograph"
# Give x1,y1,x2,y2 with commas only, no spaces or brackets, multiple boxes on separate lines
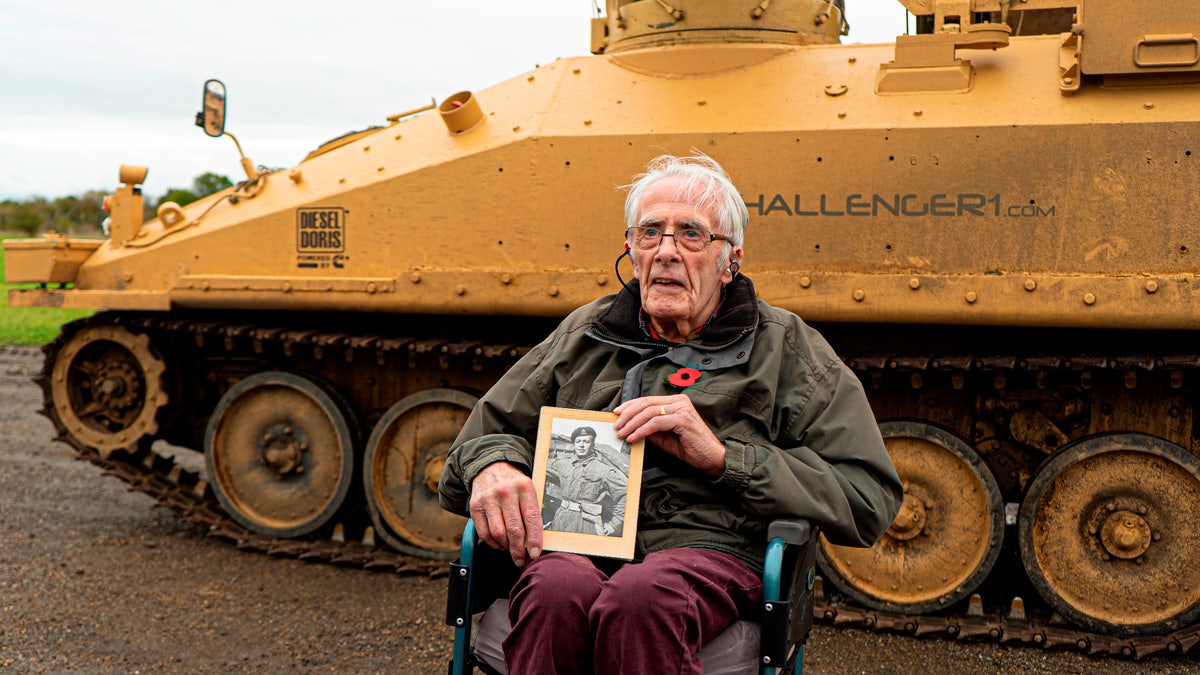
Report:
532,407,644,559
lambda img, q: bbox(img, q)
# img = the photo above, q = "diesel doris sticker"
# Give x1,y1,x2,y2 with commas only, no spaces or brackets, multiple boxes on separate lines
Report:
296,207,347,269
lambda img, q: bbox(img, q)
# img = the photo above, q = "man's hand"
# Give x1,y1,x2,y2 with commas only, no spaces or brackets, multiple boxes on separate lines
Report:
468,461,543,567
613,395,726,477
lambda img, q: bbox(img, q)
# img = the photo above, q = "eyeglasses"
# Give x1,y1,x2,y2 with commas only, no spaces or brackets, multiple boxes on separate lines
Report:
626,225,730,252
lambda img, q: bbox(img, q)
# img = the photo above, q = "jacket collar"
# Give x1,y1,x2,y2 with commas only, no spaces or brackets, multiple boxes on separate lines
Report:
595,274,759,349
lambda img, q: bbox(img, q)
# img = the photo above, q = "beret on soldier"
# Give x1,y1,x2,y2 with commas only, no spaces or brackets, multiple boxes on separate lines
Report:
570,426,597,441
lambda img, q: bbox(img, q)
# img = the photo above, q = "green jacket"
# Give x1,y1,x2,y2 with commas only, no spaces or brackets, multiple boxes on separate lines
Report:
439,275,902,570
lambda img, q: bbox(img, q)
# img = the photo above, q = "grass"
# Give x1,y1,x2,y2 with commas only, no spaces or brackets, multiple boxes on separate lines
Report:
0,237,95,345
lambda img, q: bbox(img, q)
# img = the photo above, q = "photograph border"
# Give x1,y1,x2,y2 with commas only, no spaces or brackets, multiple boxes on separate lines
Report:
532,406,644,559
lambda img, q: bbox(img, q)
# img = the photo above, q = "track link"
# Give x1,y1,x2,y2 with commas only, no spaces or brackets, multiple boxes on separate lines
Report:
34,313,1200,659
814,589,1200,659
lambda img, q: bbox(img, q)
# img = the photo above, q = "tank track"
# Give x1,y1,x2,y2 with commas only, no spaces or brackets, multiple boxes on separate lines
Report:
34,313,1200,659
814,584,1200,659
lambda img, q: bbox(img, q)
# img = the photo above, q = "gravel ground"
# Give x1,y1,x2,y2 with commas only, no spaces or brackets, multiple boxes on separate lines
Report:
1,345,1196,674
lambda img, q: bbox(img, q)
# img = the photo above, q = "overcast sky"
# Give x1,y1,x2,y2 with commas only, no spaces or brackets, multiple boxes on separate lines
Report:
0,1,910,201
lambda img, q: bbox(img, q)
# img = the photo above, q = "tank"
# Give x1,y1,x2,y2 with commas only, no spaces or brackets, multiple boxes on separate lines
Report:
7,0,1200,656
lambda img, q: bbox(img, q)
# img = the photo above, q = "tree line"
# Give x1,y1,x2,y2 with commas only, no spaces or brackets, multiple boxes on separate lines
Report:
0,173,233,237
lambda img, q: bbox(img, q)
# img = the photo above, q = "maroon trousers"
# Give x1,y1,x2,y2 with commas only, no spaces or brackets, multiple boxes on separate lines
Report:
503,548,762,675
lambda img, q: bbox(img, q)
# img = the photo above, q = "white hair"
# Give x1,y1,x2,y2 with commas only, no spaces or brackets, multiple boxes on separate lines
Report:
622,154,749,252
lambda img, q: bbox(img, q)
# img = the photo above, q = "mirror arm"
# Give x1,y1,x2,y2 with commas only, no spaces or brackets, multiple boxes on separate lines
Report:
222,130,258,181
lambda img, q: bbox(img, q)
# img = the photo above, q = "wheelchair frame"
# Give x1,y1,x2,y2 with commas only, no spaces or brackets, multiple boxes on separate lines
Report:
446,518,817,675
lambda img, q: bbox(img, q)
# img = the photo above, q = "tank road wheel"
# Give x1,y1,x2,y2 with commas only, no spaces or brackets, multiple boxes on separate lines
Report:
49,325,169,456
818,421,1004,613
1019,433,1200,636
204,371,355,539
363,389,476,558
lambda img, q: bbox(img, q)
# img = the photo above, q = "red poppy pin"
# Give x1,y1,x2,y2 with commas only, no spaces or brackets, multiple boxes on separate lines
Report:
666,367,702,389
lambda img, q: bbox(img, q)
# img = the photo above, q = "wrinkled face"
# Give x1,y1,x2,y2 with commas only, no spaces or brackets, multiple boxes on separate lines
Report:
630,176,743,336
573,436,594,458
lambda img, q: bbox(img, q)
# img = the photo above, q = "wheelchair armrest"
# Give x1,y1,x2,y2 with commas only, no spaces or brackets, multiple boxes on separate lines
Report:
446,520,478,630
767,519,815,548
447,519,524,675
447,520,478,675
760,518,818,673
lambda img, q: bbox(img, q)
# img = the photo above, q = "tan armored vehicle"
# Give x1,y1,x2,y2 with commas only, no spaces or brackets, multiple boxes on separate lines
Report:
7,0,1200,655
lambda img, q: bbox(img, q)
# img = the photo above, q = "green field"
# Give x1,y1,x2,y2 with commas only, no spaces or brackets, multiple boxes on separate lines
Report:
0,239,94,345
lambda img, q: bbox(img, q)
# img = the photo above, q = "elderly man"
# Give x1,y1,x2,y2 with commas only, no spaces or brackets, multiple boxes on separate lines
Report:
439,154,901,674
544,426,628,537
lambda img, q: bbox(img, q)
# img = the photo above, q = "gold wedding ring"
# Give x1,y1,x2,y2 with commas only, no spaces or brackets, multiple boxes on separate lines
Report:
659,405,667,416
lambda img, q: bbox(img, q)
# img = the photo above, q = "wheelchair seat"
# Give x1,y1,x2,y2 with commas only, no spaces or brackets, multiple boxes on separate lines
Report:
472,598,764,674
447,519,817,675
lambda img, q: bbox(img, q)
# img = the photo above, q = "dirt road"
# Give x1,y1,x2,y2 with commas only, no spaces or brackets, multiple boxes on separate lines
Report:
1,346,1195,673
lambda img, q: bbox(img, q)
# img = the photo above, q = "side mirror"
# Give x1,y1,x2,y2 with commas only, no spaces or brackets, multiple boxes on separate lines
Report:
193,78,257,183
197,79,227,138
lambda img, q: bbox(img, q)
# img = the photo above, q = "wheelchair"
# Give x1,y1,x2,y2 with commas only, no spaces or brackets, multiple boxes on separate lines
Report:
446,518,817,675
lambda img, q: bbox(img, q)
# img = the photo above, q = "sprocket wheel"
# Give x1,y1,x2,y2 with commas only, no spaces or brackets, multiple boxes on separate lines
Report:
49,324,169,456
1019,432,1200,636
818,420,1004,613
204,371,356,539
363,389,475,559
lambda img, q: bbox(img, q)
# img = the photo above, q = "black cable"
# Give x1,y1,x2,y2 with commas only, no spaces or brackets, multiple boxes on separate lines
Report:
613,249,640,300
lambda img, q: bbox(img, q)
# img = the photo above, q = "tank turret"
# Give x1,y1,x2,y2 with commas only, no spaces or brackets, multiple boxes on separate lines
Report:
592,0,846,54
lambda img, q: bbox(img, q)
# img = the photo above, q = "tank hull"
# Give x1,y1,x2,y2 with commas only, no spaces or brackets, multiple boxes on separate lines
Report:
11,38,1200,327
